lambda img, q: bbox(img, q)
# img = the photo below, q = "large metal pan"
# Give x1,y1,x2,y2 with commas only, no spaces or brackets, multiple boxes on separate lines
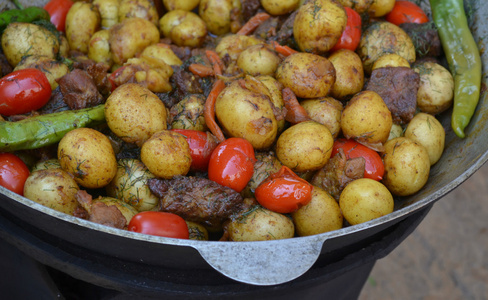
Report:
0,0,487,288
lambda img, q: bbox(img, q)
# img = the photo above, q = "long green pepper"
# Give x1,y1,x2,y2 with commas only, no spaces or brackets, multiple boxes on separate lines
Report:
0,105,106,152
429,0,482,138
0,0,51,33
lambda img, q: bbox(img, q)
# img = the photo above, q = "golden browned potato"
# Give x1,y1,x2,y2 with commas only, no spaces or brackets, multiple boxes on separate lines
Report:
141,130,192,179
59,36,70,58
199,0,241,35
14,55,69,90
121,57,174,93
164,0,200,11
159,10,207,47
106,158,159,212
328,49,364,100
109,17,160,65
382,137,430,196
58,128,118,189
372,53,410,71
368,0,395,17
186,221,209,240
118,0,159,26
357,21,416,74
88,29,113,67
341,90,393,146
301,97,343,138
413,61,454,115
256,75,286,133
170,94,207,131
140,44,183,66
404,113,445,166
261,0,300,15
293,0,347,54
105,83,168,147
215,34,263,74
338,0,373,14
237,44,281,76
23,169,79,215
292,186,343,236
339,178,394,225
276,121,334,173
1,23,59,67
226,206,295,241
215,77,279,150
275,52,336,99
93,0,119,29
65,2,101,54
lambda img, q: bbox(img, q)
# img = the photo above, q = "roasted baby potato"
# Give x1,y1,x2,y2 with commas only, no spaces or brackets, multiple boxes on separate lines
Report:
93,0,119,29
65,2,101,54
328,49,364,100
301,97,343,138
163,0,201,11
118,0,159,26
261,0,300,15
160,10,208,47
170,94,207,131
199,0,241,35
338,0,373,14
404,113,445,165
237,44,281,76
14,55,69,90
88,29,113,67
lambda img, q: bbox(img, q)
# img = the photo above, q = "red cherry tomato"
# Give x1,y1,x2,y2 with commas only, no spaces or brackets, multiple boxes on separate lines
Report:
128,211,189,239
330,7,362,52
0,69,52,116
208,138,255,192
385,1,429,26
254,166,312,214
44,0,74,32
331,139,385,181
171,129,218,172
0,153,30,196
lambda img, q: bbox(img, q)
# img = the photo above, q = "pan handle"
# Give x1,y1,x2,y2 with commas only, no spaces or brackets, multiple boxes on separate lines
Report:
195,235,328,285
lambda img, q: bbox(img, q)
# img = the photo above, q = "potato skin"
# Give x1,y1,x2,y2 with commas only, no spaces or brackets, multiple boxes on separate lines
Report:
382,137,430,196
404,113,445,166
66,2,101,54
237,44,281,76
261,0,300,15
275,52,336,99
88,29,113,67
199,0,241,35
276,121,334,173
105,83,168,147
14,55,69,90
338,0,373,14
339,178,394,225
164,0,200,11
140,130,192,179
292,186,343,236
58,128,118,189
170,94,207,131
328,49,364,100
301,97,343,139
118,0,159,26
160,10,207,48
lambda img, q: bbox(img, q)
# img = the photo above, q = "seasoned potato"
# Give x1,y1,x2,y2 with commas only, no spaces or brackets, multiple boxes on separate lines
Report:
23,169,79,215
106,158,159,212
160,10,207,47
59,36,70,58
122,57,174,93
338,0,373,14
14,55,69,90
170,94,207,131
58,128,117,189
215,34,263,74
118,0,159,26
413,61,454,115
292,186,343,236
164,0,200,11
88,29,113,67
226,206,295,241
140,130,192,179
301,97,343,138
186,221,209,241
109,17,160,65
339,178,394,225
215,78,279,150
328,49,364,100
237,44,281,76
357,21,416,74
65,2,101,54
140,44,183,66
275,52,336,99
1,23,59,67
105,83,168,147
93,0,119,29
293,0,347,54
276,121,334,173
199,0,241,35
372,53,410,71
341,91,393,146
256,75,286,133
382,137,430,196
368,0,395,17
404,113,445,165
261,0,300,15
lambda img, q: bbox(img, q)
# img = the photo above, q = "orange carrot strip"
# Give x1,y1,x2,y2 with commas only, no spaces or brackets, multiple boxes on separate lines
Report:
236,12,271,35
282,87,311,124
189,64,215,77
270,41,298,57
205,50,224,76
204,79,226,143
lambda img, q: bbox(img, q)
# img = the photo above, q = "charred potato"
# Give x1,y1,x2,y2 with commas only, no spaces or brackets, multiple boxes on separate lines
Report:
301,97,343,138
328,49,364,100
404,113,445,165
65,2,101,54
160,10,208,48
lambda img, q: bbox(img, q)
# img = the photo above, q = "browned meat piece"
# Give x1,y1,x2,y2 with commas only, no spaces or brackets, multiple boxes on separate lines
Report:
57,69,104,110
366,67,420,125
148,176,247,229
74,190,127,229
0,52,12,77
85,62,112,97
38,87,70,114
254,17,280,40
400,22,443,58
311,148,365,201
241,0,261,22
269,10,297,44
169,44,192,61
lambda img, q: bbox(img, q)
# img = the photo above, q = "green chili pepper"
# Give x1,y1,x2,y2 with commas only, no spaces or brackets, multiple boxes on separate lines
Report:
0,105,106,152
0,0,51,33
429,0,482,138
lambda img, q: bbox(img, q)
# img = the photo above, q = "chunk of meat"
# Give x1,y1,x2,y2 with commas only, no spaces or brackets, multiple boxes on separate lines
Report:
74,190,127,229
366,67,420,125
400,22,443,58
57,69,104,110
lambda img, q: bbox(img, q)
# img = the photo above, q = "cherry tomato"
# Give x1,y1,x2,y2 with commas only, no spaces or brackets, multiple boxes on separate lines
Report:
0,69,52,116
331,139,385,181
208,138,255,192
44,0,74,32
330,7,362,52
128,211,189,239
171,129,218,172
0,153,30,196
254,166,313,214
385,1,429,26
